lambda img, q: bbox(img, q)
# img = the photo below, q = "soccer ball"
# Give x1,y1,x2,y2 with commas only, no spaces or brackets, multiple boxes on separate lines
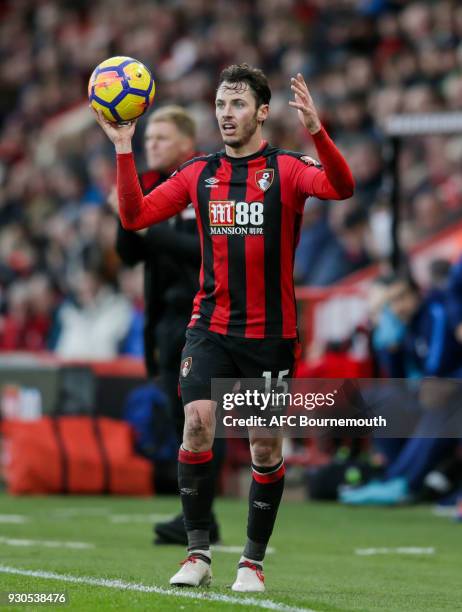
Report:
88,56,155,123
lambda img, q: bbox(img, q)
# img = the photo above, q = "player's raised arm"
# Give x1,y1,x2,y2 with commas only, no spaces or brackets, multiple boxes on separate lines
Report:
289,73,355,200
93,109,191,231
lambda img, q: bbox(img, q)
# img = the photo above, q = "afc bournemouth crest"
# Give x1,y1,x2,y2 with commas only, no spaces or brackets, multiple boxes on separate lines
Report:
255,169,274,192
181,357,192,378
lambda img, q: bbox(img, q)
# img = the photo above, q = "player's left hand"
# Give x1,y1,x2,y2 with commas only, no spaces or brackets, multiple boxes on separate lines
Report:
289,74,322,135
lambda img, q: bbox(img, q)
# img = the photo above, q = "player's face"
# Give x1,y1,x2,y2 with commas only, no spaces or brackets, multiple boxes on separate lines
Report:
387,281,420,322
144,121,193,173
215,82,268,148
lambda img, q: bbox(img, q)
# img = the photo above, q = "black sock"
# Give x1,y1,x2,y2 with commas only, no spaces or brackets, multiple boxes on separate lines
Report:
178,446,215,549
244,459,285,562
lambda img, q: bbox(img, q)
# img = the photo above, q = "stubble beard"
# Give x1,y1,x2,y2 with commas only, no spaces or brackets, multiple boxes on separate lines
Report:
223,114,259,149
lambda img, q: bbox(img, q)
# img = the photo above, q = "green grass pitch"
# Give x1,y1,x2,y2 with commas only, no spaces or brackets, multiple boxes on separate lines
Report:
0,494,460,611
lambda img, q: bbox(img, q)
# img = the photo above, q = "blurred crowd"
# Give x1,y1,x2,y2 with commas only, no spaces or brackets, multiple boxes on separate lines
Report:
1,0,462,355
332,254,462,507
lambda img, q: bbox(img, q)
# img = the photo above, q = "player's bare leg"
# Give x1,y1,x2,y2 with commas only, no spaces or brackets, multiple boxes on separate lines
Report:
232,432,284,592
170,400,216,587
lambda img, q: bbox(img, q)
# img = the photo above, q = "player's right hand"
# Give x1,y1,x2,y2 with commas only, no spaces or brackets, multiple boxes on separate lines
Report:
91,107,137,153
289,73,321,135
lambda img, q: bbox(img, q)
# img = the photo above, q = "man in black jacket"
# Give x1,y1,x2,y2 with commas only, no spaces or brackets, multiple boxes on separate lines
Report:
111,105,221,544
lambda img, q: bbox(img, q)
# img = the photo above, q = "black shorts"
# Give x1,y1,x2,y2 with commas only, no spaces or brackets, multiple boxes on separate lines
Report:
179,326,300,405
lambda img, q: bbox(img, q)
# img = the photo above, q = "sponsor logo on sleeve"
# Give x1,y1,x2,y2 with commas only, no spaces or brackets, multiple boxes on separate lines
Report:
300,155,321,167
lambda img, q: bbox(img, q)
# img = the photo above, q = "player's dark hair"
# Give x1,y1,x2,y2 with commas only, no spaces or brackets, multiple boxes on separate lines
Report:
389,271,420,294
218,63,271,108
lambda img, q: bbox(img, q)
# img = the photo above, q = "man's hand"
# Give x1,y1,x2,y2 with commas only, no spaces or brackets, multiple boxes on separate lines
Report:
289,73,322,135
91,108,137,154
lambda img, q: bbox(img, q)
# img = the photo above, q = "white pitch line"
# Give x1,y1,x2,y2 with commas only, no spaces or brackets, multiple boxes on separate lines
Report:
109,514,174,523
52,508,110,517
212,545,275,555
0,537,94,550
355,547,435,556
0,565,316,612
0,515,28,523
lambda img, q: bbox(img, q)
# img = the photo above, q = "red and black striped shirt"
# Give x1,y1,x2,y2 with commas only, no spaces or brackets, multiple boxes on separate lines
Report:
117,127,354,339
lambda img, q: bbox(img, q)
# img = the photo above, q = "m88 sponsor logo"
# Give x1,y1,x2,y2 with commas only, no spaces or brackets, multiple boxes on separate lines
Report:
209,200,264,235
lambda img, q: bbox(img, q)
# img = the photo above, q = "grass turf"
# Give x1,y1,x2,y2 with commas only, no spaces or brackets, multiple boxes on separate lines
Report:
0,494,460,612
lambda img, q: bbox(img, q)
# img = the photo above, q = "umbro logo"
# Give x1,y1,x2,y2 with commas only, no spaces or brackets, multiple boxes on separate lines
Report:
205,177,219,188
253,501,271,510
180,487,198,496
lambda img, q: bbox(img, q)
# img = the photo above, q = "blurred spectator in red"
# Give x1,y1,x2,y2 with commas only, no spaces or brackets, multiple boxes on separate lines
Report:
0,274,55,351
